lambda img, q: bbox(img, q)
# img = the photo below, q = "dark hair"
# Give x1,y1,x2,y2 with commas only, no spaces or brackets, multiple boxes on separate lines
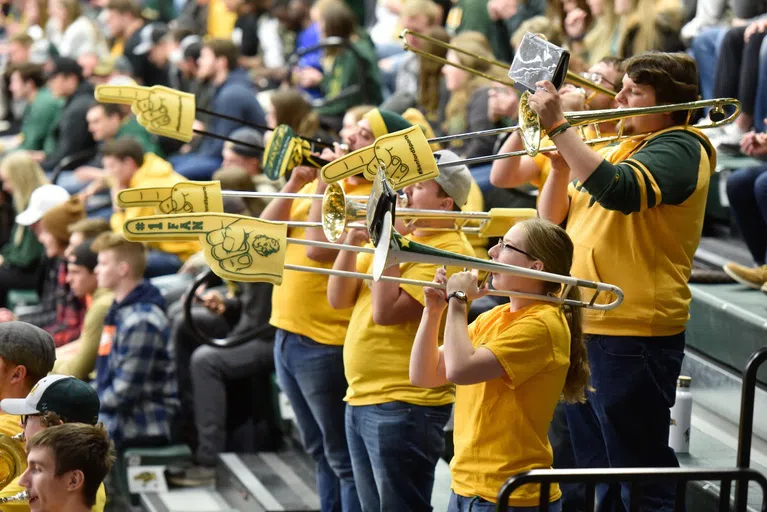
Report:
321,1,357,40
8,62,45,89
624,52,699,124
87,102,124,118
105,0,142,17
68,218,112,237
204,39,239,71
27,423,116,508
597,56,625,92
101,138,145,167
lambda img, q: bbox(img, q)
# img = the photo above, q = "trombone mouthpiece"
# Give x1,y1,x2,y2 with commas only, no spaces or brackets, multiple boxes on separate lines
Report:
0,491,28,503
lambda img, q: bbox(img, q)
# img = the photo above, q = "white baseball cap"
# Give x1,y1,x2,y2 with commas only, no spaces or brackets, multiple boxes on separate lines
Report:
0,374,100,425
15,184,70,226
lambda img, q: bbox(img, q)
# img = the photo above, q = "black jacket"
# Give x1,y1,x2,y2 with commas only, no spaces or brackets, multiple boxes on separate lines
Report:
42,81,95,171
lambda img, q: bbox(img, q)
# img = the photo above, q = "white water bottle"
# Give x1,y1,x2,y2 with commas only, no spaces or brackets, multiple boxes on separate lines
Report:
669,376,693,453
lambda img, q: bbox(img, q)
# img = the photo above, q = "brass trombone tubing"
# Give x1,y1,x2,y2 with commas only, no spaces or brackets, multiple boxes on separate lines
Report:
284,208,495,233
220,190,370,201
401,29,617,99
428,98,741,153
282,239,599,306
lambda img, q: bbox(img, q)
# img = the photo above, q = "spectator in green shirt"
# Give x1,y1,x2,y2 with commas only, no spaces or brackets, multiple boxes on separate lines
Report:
7,63,64,153
0,152,49,307
314,0,382,124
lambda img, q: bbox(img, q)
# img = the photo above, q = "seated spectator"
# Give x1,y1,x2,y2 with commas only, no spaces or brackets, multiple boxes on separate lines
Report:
441,31,504,159
171,39,266,181
37,58,96,173
17,197,87,347
65,218,113,258
61,102,160,195
0,374,108,510
103,138,200,277
0,153,48,307
104,0,168,86
20,423,115,512
285,0,323,99
312,1,383,124
265,88,321,139
5,63,63,153
45,0,108,59
227,0,285,74
91,232,179,450
221,128,264,177
54,238,115,381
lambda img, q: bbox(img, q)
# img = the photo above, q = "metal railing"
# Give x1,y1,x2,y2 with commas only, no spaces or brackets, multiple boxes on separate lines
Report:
736,347,767,509
496,467,767,512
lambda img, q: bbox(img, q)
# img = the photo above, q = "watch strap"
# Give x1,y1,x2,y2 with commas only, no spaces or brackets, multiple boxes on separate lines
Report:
446,291,468,304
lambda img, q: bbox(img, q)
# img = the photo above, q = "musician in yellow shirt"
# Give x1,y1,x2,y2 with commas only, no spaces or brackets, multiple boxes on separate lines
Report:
410,218,590,511
489,57,624,194
0,375,107,511
327,158,475,510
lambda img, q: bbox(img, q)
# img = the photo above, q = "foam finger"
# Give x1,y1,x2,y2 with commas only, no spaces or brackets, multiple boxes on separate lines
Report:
94,85,150,105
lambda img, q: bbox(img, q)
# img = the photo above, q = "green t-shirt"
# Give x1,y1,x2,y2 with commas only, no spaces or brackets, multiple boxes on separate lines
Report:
18,88,64,152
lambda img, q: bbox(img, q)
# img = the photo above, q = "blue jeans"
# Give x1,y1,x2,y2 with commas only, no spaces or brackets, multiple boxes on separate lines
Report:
752,37,767,132
691,28,727,100
726,166,767,265
145,250,183,278
564,333,685,512
345,401,451,512
274,329,360,512
170,154,222,181
448,492,562,512
54,170,88,194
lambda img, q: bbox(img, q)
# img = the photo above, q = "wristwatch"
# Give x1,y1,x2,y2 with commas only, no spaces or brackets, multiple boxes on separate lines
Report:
446,290,468,304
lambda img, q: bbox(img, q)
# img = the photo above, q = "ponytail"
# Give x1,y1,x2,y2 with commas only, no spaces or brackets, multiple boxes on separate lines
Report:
561,286,592,403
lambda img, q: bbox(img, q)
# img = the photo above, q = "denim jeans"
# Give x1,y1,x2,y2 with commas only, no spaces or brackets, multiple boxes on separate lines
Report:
726,166,767,265
274,329,360,512
169,154,223,181
345,401,452,512
691,28,727,100
564,333,685,512
752,37,767,132
448,492,563,512
145,250,183,278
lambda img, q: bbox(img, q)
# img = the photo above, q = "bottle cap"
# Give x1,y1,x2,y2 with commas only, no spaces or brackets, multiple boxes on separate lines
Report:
677,375,692,388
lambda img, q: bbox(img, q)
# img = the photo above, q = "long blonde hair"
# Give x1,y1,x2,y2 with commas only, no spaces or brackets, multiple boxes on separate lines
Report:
616,0,682,57
518,218,591,403
442,32,500,138
0,152,49,245
581,0,618,65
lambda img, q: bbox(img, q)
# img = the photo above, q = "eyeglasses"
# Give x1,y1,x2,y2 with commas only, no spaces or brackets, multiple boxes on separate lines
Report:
496,240,536,260
20,414,39,427
580,72,616,90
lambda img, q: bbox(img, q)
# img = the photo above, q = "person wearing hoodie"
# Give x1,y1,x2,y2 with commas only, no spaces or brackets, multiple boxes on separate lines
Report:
531,52,715,511
91,231,179,451
170,38,266,181
37,57,96,173
102,138,200,277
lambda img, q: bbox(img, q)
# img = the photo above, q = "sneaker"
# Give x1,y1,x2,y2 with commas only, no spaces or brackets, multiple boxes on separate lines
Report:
166,465,216,487
713,124,748,151
722,262,767,289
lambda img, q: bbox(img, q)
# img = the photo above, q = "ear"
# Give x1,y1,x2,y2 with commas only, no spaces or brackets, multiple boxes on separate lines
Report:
530,260,544,272
67,470,85,493
11,364,27,385
440,196,454,211
118,260,131,278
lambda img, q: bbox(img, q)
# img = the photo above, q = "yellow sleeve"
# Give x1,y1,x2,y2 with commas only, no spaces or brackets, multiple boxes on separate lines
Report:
480,317,557,389
93,483,106,512
55,293,112,380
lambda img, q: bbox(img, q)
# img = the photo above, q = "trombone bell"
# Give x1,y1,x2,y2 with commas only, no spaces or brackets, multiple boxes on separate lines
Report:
0,433,26,490
322,183,367,242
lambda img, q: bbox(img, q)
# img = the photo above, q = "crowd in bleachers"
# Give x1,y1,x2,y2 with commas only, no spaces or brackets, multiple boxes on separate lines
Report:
0,0,766,510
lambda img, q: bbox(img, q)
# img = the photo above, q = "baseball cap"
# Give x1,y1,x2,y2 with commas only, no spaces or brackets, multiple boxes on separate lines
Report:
134,22,169,56
0,322,55,382
229,128,264,158
47,56,83,81
433,150,472,208
1,375,100,425
16,184,71,226
70,238,98,272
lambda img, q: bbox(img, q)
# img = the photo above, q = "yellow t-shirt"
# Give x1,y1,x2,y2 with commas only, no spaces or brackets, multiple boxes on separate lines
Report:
206,0,237,38
0,415,22,491
270,179,373,346
451,303,570,506
0,479,106,511
343,230,475,406
462,180,487,259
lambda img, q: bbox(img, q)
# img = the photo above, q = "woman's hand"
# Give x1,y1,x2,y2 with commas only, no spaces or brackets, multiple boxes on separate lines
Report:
424,267,449,314
745,19,767,42
286,165,317,191
199,289,226,314
564,8,589,39
544,150,570,174
447,270,489,301
345,228,370,247
527,81,566,132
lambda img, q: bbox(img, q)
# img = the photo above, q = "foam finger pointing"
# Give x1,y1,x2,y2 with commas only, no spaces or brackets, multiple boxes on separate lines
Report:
94,85,150,105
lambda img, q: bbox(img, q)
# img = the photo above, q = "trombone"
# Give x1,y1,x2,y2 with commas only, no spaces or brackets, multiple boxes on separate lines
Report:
400,29,617,100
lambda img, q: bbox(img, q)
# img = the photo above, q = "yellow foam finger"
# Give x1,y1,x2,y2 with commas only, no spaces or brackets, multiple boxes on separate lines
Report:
158,181,224,214
122,213,288,285
117,187,172,208
320,146,376,184
94,84,151,105
363,126,439,189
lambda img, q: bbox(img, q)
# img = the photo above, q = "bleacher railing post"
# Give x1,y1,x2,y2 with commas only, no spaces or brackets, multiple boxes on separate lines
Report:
735,347,767,510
